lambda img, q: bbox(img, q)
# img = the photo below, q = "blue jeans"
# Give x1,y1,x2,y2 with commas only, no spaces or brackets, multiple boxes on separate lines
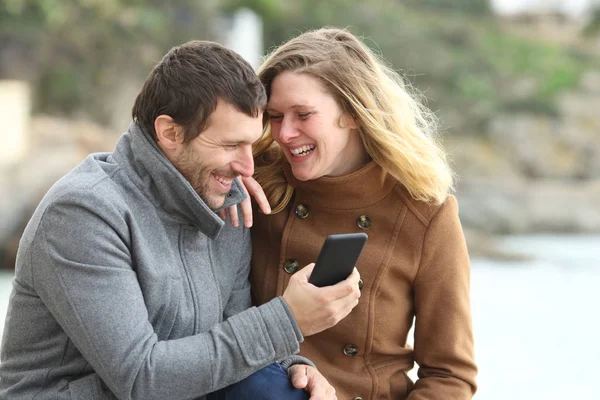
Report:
208,362,309,400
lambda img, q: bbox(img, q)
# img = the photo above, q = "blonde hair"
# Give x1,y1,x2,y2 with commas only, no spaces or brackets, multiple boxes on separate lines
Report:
254,27,454,213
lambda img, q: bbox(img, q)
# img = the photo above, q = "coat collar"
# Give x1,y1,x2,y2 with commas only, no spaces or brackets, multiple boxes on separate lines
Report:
283,161,397,209
111,123,246,239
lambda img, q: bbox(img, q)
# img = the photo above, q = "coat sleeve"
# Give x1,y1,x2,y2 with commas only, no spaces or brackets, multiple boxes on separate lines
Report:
222,223,317,370
222,220,253,320
409,195,478,399
31,190,303,400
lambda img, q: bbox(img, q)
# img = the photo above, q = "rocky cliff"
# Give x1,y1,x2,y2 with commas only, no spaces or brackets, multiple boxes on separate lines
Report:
452,71,600,234
2,71,600,269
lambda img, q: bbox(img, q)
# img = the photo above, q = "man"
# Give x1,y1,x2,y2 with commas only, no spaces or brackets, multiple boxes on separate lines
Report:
0,41,360,399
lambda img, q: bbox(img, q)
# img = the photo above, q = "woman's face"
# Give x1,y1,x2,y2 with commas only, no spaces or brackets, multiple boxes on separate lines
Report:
266,71,368,181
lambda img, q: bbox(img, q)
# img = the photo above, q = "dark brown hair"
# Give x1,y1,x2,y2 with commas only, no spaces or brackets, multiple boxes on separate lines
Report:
132,40,266,142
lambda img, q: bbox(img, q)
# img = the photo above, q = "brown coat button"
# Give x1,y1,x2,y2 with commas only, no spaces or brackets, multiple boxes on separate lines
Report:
283,259,299,274
357,215,371,229
353,397,364,400
358,278,364,290
343,344,359,357
295,204,310,219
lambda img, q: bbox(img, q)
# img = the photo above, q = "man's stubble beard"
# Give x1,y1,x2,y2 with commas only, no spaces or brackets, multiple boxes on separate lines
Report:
174,145,225,211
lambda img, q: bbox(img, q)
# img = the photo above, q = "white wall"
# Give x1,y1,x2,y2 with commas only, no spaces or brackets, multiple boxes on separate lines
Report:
0,80,30,167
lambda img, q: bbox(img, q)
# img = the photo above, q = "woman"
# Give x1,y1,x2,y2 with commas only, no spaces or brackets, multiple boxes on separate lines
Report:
248,27,477,400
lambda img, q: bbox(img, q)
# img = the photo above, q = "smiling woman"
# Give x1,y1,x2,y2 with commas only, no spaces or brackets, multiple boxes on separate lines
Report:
265,71,369,181
249,27,477,400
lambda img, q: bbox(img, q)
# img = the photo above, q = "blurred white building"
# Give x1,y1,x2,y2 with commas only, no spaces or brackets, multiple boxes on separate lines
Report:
221,8,263,70
0,80,30,167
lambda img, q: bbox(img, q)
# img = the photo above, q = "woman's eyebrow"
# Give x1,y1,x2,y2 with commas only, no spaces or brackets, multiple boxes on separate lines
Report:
266,104,311,113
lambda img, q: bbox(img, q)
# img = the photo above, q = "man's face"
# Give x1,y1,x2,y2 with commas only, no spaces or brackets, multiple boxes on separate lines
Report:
171,100,263,210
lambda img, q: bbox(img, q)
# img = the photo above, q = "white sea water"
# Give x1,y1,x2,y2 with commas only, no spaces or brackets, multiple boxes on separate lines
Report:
470,234,600,399
1,234,599,398
0,271,12,346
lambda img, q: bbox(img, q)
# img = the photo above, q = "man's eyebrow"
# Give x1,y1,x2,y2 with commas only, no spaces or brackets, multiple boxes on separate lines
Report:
222,137,256,145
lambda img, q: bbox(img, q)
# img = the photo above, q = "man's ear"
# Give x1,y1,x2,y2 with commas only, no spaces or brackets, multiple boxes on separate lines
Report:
155,115,184,151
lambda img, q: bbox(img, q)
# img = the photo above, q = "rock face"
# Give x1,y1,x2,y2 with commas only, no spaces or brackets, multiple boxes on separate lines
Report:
452,75,600,235
3,74,600,268
0,116,120,270
457,178,600,234
486,98,600,180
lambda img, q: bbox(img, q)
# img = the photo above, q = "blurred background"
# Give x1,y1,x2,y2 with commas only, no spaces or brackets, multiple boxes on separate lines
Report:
1,0,599,398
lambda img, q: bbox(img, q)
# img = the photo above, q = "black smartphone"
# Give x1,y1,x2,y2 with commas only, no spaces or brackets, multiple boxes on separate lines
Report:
308,233,368,287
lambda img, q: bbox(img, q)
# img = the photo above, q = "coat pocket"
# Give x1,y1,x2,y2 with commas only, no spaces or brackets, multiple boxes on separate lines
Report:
65,373,118,400
228,308,276,367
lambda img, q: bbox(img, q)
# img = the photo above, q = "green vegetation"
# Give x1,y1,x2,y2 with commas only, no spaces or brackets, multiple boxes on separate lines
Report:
1,0,599,134
401,0,492,14
584,5,600,35
243,1,600,133
0,0,220,121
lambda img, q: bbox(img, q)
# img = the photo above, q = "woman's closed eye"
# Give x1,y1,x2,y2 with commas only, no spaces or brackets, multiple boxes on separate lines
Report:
267,114,283,121
267,112,311,121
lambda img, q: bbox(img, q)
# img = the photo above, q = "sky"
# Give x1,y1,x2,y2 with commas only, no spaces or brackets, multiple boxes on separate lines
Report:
491,0,597,18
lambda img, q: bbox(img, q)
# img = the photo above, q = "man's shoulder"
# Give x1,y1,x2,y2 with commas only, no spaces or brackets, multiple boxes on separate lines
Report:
15,154,133,284
55,151,120,190
33,154,130,227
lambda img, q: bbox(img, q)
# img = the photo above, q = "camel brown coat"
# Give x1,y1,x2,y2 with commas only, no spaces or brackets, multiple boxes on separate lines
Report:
251,162,477,400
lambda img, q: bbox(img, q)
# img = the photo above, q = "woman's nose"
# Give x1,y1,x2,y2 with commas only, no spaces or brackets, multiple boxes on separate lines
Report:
276,117,300,143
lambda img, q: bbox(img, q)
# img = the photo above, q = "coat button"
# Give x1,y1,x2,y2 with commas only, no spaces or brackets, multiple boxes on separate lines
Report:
283,259,299,274
353,398,364,400
295,204,310,219
358,278,364,290
343,344,359,357
357,215,371,229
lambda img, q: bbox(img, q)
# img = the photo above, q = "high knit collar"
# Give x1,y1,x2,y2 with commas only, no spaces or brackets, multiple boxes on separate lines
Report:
111,123,246,239
282,161,398,210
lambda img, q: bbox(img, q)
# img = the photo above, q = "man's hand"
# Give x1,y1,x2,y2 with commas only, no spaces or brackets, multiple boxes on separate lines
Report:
288,364,337,400
282,264,361,336
218,176,270,228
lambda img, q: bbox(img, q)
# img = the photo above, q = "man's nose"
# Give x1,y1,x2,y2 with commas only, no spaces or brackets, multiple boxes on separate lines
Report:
233,144,254,178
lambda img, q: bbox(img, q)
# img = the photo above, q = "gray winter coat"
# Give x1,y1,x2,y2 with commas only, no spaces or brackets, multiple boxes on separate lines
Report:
0,123,308,400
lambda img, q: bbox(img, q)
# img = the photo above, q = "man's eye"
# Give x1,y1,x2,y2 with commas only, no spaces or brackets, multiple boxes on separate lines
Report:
298,112,311,119
225,144,239,149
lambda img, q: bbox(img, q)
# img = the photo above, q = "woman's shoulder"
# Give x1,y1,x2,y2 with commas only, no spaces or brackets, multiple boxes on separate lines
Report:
390,181,457,228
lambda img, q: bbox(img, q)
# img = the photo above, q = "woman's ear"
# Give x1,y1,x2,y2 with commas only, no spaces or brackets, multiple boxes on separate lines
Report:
155,115,183,151
339,112,358,130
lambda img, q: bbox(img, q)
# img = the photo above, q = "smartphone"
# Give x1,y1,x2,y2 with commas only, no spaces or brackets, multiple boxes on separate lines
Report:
308,233,368,287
